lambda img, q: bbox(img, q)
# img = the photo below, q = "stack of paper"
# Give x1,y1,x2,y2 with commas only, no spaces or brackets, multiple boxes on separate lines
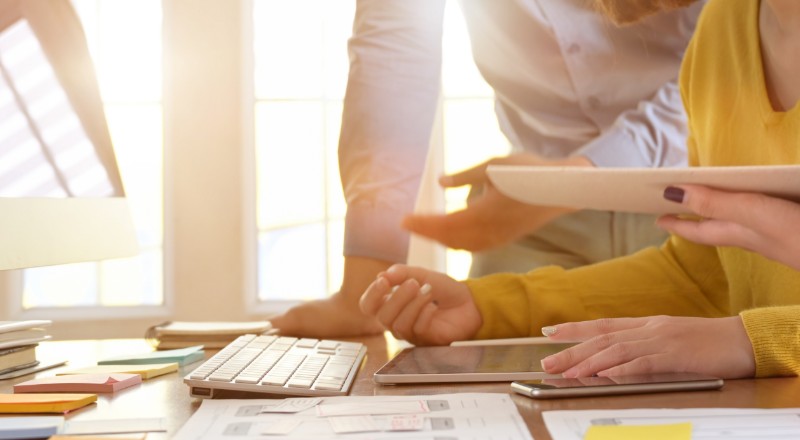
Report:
98,345,204,366
57,362,179,379
145,321,273,349
0,320,52,378
0,393,97,414
0,416,63,440
14,373,142,394
0,345,37,375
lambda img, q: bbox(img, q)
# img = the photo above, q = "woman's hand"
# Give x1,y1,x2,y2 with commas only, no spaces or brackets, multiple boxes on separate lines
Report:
657,185,800,271
540,315,756,379
359,264,482,345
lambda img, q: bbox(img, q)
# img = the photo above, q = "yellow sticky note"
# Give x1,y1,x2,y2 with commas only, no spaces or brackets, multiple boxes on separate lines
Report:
584,422,692,440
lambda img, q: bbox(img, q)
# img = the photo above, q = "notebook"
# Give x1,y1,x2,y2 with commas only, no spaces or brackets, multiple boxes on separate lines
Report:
0,320,52,350
14,373,142,394
146,321,273,349
0,344,37,374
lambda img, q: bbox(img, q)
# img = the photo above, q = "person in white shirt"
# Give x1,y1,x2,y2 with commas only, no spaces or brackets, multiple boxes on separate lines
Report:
269,0,705,338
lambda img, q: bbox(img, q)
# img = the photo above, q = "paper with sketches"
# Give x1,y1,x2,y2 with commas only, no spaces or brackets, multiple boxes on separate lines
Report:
316,400,429,417
173,393,533,440
259,398,322,414
542,408,800,440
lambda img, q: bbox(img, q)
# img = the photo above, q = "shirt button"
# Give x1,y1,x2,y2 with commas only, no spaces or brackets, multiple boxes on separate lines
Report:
567,43,581,54
588,96,601,109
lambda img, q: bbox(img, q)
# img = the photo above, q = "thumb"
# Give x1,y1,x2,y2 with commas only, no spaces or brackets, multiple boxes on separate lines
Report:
382,264,438,287
439,162,490,188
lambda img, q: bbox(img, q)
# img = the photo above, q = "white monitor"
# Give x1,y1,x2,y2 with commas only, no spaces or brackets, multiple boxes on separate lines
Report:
0,0,138,270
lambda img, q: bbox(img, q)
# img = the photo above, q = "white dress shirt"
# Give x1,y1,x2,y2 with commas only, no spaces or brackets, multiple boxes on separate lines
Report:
339,0,704,263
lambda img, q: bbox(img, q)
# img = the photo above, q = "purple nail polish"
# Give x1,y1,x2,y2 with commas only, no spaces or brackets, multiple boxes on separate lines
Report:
664,186,685,203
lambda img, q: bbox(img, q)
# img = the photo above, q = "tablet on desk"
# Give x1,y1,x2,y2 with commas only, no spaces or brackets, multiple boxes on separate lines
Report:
373,343,574,384
486,165,800,214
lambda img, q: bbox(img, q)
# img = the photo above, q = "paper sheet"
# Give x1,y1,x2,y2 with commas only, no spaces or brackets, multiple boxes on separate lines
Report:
583,422,691,440
61,417,167,435
172,393,533,440
542,408,800,440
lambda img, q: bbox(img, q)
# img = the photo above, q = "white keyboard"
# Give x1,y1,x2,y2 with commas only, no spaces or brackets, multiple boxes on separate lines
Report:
184,334,366,398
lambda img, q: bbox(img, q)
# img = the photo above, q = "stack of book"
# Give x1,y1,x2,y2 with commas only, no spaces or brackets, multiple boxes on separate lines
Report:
145,321,273,349
0,320,52,379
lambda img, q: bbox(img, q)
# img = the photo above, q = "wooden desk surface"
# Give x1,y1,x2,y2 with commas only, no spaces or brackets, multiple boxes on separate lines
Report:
2,336,799,439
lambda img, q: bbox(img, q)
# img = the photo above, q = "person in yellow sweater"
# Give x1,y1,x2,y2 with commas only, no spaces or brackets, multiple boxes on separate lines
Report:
359,0,800,380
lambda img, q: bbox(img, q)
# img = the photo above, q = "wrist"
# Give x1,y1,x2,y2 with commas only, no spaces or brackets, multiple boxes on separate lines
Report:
339,256,393,296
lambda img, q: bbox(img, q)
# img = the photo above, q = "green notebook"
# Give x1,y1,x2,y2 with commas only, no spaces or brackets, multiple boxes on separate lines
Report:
97,345,204,366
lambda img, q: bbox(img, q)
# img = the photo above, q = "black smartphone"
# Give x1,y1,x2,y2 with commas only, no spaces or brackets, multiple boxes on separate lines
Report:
510,373,724,399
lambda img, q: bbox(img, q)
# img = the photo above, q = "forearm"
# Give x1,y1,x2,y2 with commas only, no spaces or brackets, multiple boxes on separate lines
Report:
465,237,730,339
340,0,445,263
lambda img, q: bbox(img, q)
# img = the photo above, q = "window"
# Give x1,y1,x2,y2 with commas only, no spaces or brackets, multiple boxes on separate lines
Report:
252,0,351,305
252,1,509,305
0,1,511,331
13,0,164,313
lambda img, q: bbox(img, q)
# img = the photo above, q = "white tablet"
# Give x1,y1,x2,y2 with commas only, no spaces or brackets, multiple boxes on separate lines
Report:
486,165,800,214
373,343,574,384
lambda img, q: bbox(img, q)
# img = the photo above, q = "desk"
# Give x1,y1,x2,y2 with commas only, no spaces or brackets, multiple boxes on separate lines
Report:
2,336,799,439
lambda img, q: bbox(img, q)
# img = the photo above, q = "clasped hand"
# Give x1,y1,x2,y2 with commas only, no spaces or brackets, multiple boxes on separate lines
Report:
358,264,481,346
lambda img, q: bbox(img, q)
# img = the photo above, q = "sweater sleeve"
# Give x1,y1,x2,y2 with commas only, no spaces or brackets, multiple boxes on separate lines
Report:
465,234,731,340
740,306,800,377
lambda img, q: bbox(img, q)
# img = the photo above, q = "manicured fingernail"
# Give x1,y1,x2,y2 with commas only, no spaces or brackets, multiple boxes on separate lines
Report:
542,326,557,337
541,356,554,370
419,283,432,295
663,186,685,203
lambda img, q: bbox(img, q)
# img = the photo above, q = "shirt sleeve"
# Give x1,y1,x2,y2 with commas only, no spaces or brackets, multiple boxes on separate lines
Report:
465,234,730,340
340,0,445,263
573,80,689,169
740,306,800,377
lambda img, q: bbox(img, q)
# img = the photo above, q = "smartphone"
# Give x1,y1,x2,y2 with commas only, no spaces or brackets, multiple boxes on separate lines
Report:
510,373,723,399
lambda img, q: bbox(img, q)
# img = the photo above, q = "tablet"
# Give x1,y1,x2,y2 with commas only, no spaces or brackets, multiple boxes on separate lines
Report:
486,165,800,214
373,343,574,384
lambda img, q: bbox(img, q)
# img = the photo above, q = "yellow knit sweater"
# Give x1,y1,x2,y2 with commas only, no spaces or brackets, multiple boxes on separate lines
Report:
465,0,800,377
